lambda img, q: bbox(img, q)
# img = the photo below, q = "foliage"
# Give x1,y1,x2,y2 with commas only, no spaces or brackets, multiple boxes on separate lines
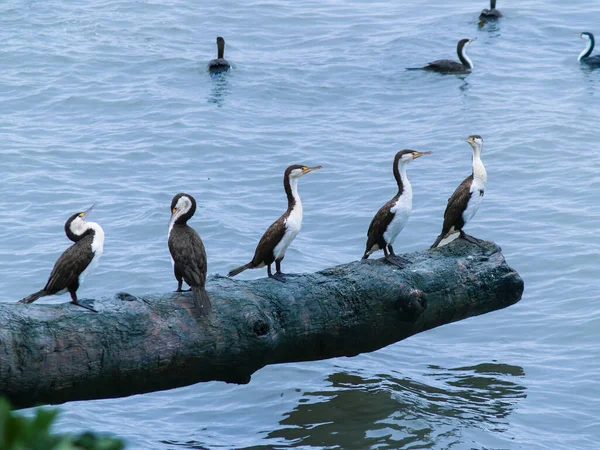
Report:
0,398,125,450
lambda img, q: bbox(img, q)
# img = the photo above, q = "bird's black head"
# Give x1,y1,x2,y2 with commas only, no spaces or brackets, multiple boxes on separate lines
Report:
458,38,474,49
579,32,595,41
284,164,323,180
394,150,432,166
170,193,197,227
64,205,95,242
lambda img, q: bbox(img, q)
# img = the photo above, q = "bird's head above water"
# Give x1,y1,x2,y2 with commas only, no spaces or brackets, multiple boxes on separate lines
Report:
65,205,96,242
395,150,432,166
169,193,197,228
578,32,594,41
463,135,483,152
285,164,323,180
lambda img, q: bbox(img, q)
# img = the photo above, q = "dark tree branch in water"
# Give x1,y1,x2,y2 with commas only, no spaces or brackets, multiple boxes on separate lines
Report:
0,239,523,409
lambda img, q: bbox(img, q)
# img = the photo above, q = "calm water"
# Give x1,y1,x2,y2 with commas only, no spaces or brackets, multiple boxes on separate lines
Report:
1,0,599,448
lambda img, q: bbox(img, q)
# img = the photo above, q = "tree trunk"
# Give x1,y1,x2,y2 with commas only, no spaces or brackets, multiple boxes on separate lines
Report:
0,239,523,409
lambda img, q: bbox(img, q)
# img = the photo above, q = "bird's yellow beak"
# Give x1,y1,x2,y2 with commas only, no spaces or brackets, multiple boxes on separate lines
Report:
302,165,323,174
412,151,432,159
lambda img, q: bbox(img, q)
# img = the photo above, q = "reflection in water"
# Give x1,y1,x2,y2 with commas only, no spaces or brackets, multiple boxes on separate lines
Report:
255,363,526,449
207,72,230,107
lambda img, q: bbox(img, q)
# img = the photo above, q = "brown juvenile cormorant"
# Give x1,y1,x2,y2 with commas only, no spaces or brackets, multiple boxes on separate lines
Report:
208,36,231,74
168,193,211,315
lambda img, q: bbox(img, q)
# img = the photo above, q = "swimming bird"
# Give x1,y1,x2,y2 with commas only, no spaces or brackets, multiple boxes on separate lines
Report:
168,193,211,315
431,135,487,248
208,36,231,74
363,150,432,267
227,164,322,281
407,39,475,74
577,32,600,67
479,0,502,26
19,205,104,312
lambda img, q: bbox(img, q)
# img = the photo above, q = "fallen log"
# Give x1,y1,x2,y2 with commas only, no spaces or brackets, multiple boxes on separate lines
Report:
0,239,523,409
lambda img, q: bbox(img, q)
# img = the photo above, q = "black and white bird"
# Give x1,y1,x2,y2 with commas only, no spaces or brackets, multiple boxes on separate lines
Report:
431,135,487,248
407,38,475,74
577,32,600,67
228,164,322,281
479,0,502,26
168,193,211,315
19,205,104,312
363,150,432,267
208,36,231,74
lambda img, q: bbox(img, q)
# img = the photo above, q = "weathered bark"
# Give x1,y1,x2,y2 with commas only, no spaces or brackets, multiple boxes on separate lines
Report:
0,239,523,409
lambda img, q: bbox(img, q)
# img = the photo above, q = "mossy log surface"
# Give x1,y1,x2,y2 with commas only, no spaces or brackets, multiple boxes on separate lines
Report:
0,239,523,409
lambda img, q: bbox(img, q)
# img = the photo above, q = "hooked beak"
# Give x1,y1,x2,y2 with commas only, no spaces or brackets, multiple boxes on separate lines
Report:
412,151,432,159
302,165,323,174
82,204,95,220
469,38,476,43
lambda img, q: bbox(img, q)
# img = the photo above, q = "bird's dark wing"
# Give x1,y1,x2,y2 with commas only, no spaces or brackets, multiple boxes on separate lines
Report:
44,238,94,294
423,60,469,73
441,175,473,234
208,58,230,69
583,55,600,65
169,226,207,289
250,214,287,266
365,196,397,251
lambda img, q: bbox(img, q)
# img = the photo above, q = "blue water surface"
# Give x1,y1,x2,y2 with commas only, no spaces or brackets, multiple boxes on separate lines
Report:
1,0,600,448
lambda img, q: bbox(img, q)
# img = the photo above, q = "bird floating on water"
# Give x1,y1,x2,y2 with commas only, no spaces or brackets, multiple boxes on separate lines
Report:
577,32,600,67
228,164,322,282
479,0,502,27
431,136,487,249
168,193,211,315
407,38,475,74
363,150,432,267
208,36,231,75
19,205,104,312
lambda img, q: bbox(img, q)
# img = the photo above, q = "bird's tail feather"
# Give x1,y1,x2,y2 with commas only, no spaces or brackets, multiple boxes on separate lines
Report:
19,290,46,304
227,263,251,278
405,67,423,71
430,234,444,249
192,287,212,316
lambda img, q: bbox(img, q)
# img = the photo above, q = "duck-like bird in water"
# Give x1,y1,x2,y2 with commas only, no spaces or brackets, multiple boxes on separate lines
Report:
363,150,431,267
208,36,231,75
576,32,600,67
168,193,211,315
228,164,322,281
479,0,502,27
19,205,104,312
431,135,487,249
407,38,475,74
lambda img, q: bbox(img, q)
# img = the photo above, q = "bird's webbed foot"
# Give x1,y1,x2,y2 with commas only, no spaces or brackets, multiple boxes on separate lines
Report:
72,301,98,313
269,272,287,283
385,255,409,268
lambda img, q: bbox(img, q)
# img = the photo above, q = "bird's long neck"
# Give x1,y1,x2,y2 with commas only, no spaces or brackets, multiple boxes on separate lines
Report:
84,222,105,253
217,41,225,59
458,42,473,69
579,35,594,61
490,0,496,10
472,149,487,184
393,162,411,197
284,176,302,212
